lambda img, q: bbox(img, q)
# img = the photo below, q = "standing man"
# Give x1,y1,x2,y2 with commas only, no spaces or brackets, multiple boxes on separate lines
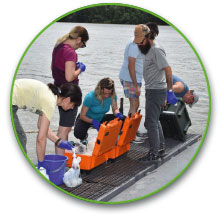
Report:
172,74,199,107
137,22,177,162
119,24,150,115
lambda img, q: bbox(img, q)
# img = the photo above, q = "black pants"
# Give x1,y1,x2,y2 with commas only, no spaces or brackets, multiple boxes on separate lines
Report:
12,105,27,153
74,114,117,140
144,89,166,154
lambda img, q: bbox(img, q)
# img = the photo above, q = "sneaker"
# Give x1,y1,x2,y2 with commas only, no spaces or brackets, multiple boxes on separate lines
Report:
158,149,167,158
80,139,88,146
138,152,161,163
136,131,148,138
80,133,88,146
137,152,152,162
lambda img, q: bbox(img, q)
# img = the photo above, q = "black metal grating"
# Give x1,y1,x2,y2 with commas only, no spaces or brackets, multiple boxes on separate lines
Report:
59,133,201,201
61,182,114,200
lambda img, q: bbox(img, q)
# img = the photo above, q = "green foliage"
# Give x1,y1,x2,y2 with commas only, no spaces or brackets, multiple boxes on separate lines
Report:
59,5,167,25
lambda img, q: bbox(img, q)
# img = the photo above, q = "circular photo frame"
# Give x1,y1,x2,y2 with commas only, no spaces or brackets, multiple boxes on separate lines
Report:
10,3,210,204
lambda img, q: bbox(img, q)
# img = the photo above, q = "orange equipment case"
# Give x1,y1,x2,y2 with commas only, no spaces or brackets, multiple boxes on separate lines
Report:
108,111,142,159
65,112,142,170
65,118,122,170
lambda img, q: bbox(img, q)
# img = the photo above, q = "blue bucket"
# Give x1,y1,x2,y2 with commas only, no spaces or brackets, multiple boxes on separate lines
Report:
44,155,68,185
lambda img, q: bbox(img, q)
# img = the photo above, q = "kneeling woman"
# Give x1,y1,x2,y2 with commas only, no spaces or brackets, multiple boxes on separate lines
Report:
74,78,124,140
12,79,82,168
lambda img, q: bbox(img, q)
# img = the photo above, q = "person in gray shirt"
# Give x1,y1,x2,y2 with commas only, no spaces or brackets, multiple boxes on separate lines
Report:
137,22,177,162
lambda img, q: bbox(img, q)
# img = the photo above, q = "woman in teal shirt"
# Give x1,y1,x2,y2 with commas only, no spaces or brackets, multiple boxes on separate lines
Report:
74,78,124,140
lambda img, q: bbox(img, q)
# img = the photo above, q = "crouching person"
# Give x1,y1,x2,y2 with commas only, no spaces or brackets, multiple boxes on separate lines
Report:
74,77,124,141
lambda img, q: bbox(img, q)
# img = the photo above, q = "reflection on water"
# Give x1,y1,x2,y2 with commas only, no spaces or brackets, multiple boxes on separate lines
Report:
17,22,209,136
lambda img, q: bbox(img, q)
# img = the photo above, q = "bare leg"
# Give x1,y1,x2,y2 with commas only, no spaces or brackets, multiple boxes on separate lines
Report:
55,126,72,155
128,98,140,115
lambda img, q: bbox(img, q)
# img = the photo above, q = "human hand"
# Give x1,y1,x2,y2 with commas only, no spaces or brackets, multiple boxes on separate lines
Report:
58,140,74,150
135,86,141,97
92,119,101,131
115,112,124,120
167,90,178,104
76,62,86,72
162,99,167,109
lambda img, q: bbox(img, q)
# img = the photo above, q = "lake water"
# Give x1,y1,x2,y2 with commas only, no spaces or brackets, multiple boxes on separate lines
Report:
16,22,209,137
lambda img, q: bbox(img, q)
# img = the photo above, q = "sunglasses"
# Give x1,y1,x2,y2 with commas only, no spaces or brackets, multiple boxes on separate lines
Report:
136,38,145,45
81,41,86,48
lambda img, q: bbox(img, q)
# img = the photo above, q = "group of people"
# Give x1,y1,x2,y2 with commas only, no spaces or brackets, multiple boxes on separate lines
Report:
119,23,198,162
12,26,124,169
12,23,199,168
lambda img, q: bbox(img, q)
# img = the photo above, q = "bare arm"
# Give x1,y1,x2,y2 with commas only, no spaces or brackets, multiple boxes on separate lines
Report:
128,57,138,87
128,57,141,97
37,114,61,161
65,61,81,82
37,114,60,143
111,100,120,115
80,105,93,123
36,114,50,161
172,82,185,93
164,66,173,90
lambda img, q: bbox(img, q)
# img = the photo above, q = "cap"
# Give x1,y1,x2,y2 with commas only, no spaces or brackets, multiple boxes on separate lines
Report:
189,91,199,108
134,24,150,44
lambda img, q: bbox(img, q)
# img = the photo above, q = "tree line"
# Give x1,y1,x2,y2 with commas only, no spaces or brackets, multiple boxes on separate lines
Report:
58,5,167,25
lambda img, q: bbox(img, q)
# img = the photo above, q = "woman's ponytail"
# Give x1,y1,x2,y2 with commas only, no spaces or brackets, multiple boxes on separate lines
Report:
47,83,60,95
48,83,82,107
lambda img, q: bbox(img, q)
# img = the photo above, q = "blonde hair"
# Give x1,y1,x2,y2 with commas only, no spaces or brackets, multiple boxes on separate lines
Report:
94,78,116,105
55,26,89,47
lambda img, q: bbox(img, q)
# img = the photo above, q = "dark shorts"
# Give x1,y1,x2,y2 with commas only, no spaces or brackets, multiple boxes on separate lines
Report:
58,105,78,127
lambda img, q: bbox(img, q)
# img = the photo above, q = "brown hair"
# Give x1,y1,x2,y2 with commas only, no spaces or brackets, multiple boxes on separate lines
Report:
94,78,116,105
146,22,159,40
55,26,89,47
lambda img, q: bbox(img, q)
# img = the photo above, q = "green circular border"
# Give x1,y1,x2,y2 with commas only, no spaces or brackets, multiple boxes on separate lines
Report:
10,3,211,204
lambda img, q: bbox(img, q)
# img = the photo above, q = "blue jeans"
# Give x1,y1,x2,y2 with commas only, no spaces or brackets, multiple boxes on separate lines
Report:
144,89,166,154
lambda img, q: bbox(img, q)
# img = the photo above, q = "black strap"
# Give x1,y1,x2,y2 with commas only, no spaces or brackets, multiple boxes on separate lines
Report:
55,138,61,146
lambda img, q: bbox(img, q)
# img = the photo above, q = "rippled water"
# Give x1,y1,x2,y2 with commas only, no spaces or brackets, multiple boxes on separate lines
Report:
16,22,209,136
